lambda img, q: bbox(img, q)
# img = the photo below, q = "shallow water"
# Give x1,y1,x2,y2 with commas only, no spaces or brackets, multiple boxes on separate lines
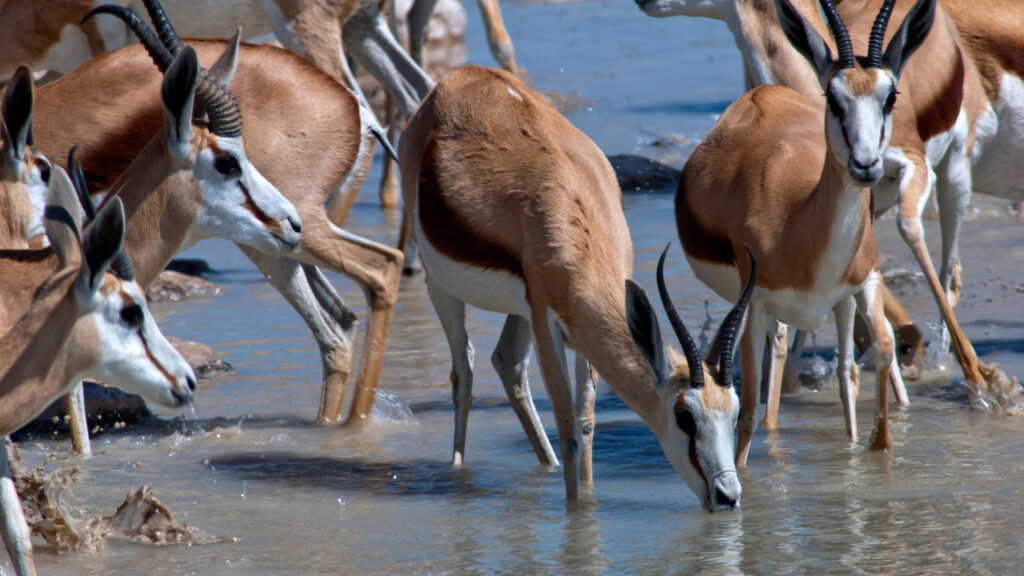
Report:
12,1,1024,574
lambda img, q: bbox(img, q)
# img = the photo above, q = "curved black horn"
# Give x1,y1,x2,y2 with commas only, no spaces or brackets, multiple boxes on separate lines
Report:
866,0,897,68
706,245,758,387
142,0,183,55
656,244,704,387
67,147,96,221
195,74,243,138
86,4,244,138
83,6,174,71
68,147,135,281
818,0,855,69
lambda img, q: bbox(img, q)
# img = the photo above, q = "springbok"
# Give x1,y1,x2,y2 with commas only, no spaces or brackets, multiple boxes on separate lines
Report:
0,167,196,576
30,6,404,429
678,0,937,464
1,67,52,250
637,0,1011,426
22,15,304,453
398,65,757,509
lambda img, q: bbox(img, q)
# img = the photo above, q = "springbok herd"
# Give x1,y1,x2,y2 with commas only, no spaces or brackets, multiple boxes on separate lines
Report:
0,0,1021,571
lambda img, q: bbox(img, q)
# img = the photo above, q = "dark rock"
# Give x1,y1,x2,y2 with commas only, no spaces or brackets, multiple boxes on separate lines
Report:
146,270,222,303
167,336,234,377
608,154,682,193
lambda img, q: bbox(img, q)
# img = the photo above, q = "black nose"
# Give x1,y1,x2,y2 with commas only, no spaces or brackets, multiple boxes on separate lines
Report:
187,375,197,392
288,216,302,235
715,486,738,509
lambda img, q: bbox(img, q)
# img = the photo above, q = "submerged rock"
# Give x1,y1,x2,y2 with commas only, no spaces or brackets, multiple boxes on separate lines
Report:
608,154,682,193
167,336,235,378
146,270,222,303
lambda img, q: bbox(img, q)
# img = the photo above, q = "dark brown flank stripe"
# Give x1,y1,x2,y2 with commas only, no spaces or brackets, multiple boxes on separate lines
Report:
674,167,735,267
915,51,964,142
417,137,523,276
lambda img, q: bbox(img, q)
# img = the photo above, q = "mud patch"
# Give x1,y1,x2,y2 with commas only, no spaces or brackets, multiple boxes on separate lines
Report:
8,446,220,554
146,270,223,303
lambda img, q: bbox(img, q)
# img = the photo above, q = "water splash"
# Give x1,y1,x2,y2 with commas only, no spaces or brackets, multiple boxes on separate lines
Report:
371,390,419,425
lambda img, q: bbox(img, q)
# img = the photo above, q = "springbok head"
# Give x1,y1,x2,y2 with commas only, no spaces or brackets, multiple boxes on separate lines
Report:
776,0,935,184
1,66,52,247
626,245,757,512
83,5,303,254
43,165,196,407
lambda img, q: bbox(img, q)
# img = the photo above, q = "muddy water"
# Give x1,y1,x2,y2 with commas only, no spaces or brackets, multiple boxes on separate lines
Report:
12,1,1024,574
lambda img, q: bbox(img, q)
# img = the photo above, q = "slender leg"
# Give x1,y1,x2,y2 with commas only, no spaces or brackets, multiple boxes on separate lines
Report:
239,248,359,425
895,157,987,390
737,305,766,467
407,0,440,66
531,309,579,501
1,439,35,576
857,271,896,451
476,0,518,74
343,2,434,117
296,219,404,424
61,382,91,456
833,295,860,440
782,326,806,395
934,144,972,351
574,354,597,486
427,282,475,465
762,320,787,431
490,315,558,466
378,101,400,209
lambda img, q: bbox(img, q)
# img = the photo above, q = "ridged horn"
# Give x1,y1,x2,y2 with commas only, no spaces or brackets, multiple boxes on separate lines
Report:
705,245,758,387
142,0,182,56
86,3,244,138
866,0,897,68
818,0,855,69
656,244,704,388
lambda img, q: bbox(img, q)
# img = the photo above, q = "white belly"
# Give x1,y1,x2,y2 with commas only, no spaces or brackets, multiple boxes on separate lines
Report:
415,220,531,318
971,74,1024,202
688,258,858,331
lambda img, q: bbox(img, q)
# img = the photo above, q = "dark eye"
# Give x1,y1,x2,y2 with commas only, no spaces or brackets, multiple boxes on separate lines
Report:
883,90,897,115
825,92,843,119
214,154,241,177
37,159,51,184
675,408,698,437
120,304,143,328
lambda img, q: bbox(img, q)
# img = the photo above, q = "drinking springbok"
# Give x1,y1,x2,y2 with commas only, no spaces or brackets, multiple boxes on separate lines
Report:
678,0,935,463
0,168,195,576
399,65,757,509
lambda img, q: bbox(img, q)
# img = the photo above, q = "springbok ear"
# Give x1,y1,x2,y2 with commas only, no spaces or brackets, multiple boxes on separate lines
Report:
78,197,126,294
2,66,34,174
208,28,241,86
882,0,936,79
162,45,200,150
775,0,834,79
43,166,84,269
626,279,671,388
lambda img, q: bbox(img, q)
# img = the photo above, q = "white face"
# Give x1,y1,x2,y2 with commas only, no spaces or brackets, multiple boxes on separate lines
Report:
77,275,196,408
658,383,742,512
21,152,52,243
189,134,302,254
824,69,897,185
635,0,728,19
